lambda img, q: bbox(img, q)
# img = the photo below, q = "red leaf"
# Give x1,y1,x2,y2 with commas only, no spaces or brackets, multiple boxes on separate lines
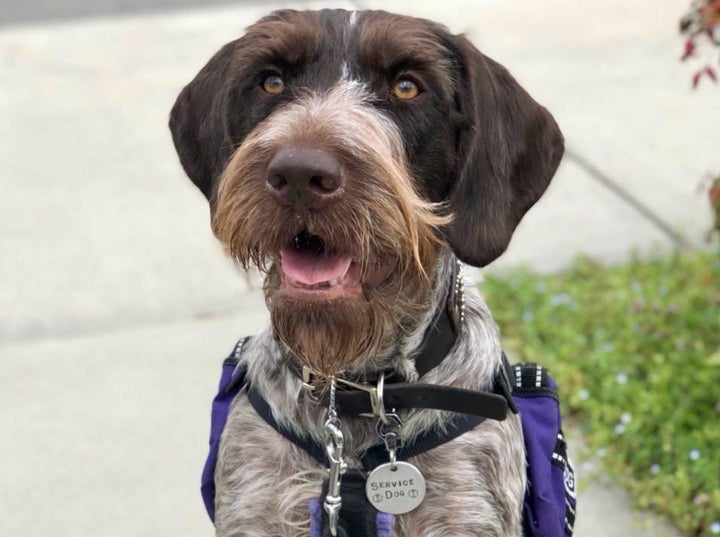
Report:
692,66,718,88
682,38,696,60
693,70,703,88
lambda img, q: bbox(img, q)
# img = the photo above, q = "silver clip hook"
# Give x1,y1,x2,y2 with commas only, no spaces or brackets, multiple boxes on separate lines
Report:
376,412,404,470
323,378,347,537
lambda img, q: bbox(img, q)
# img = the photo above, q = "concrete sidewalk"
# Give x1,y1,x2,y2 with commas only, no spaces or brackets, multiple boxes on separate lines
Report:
2,0,716,535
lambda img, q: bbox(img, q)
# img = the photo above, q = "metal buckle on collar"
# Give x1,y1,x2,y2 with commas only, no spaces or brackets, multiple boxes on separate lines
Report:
301,366,322,402
300,366,390,422
337,373,388,423
301,365,315,392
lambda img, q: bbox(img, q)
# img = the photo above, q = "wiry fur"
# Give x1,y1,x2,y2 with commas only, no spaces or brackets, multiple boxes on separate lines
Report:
213,82,448,375
216,255,525,536
168,8,564,537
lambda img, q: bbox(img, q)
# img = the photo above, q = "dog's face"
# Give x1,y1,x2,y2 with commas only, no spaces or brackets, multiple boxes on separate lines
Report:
169,9,563,374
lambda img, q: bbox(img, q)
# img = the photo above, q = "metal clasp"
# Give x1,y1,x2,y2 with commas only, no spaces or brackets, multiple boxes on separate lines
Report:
300,365,322,402
376,413,404,469
337,372,388,423
323,419,347,537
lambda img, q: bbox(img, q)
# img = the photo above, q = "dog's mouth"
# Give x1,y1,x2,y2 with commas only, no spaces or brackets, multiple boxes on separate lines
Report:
278,230,363,300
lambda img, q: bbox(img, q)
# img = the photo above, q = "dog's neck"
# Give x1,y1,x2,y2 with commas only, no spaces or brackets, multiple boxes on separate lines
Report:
279,251,464,385
241,250,504,454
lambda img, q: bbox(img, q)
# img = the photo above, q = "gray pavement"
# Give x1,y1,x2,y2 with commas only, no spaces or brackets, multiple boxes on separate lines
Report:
0,0,291,26
2,0,715,535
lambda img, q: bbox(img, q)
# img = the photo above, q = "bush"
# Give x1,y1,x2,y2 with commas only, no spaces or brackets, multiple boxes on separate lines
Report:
481,251,720,536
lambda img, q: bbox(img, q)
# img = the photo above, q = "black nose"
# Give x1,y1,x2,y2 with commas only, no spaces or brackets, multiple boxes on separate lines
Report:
266,146,344,210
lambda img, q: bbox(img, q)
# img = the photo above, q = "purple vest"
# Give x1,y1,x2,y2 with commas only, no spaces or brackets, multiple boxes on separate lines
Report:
201,338,576,537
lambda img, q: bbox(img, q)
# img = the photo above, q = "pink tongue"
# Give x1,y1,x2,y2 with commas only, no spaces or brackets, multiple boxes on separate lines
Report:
280,248,352,285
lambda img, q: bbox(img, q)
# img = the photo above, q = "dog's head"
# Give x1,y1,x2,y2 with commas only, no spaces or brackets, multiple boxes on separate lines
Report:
169,9,563,374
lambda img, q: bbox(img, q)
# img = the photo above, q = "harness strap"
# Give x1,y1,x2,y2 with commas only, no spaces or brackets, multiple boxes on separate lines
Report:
203,339,575,537
206,337,520,530
241,353,517,469
358,413,487,470
201,338,251,521
246,382,326,466
245,381,495,469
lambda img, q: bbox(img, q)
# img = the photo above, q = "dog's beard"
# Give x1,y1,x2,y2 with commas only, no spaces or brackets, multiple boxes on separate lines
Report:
265,266,420,376
269,294,387,376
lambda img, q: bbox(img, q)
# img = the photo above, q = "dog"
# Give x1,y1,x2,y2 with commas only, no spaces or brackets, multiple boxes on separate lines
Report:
170,8,563,537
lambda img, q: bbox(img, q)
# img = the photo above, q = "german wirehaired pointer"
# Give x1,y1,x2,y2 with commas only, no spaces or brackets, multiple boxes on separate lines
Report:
170,8,564,537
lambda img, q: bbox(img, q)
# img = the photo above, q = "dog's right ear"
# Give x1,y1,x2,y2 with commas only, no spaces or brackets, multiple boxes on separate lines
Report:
169,41,239,201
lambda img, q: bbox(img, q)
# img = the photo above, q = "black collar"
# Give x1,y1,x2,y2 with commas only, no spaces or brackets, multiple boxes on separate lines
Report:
240,353,519,470
414,280,461,378
286,264,463,389
273,266,517,421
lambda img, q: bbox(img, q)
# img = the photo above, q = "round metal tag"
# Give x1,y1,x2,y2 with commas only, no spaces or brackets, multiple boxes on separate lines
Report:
365,461,426,514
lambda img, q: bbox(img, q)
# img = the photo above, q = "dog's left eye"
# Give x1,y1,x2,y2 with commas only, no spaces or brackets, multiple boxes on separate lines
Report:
262,75,285,95
391,79,420,100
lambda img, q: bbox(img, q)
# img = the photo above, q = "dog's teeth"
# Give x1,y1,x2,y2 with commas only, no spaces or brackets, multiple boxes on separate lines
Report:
287,276,343,290
287,277,339,289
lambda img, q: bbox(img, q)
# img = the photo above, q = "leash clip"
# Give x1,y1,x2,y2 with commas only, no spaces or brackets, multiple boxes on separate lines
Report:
323,377,347,537
323,420,347,536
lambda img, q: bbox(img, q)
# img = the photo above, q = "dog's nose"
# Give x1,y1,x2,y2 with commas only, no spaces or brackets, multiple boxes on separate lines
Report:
266,146,344,209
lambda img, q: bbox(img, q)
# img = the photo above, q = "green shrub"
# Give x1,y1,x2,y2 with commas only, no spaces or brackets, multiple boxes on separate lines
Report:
481,251,720,536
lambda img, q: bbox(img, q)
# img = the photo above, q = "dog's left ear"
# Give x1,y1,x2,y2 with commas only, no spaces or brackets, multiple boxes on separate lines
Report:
446,35,564,267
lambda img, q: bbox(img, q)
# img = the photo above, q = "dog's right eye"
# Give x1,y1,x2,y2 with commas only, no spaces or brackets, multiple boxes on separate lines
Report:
262,75,285,95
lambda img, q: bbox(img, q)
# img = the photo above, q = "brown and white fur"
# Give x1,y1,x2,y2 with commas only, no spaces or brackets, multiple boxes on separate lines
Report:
169,8,563,536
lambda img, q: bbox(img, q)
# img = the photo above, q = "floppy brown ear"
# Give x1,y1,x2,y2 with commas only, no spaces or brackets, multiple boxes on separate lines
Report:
447,36,564,267
169,41,239,201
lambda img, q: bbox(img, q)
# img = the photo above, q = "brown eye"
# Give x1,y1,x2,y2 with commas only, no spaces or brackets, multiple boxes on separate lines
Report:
391,79,420,100
262,74,285,94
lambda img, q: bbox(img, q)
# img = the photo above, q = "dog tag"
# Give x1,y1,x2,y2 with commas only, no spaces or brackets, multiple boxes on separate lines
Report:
365,461,426,514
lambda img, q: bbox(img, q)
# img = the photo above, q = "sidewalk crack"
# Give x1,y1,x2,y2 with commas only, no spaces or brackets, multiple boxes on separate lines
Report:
565,148,694,249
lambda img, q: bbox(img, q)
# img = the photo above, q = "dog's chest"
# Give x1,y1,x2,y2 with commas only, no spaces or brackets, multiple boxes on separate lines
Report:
213,396,525,537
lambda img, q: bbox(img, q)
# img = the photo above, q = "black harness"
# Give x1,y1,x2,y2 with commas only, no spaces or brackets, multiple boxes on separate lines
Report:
225,297,519,537
235,355,517,467
203,342,577,537
202,272,575,536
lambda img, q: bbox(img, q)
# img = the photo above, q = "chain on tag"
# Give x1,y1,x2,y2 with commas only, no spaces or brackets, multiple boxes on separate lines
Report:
365,461,426,514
